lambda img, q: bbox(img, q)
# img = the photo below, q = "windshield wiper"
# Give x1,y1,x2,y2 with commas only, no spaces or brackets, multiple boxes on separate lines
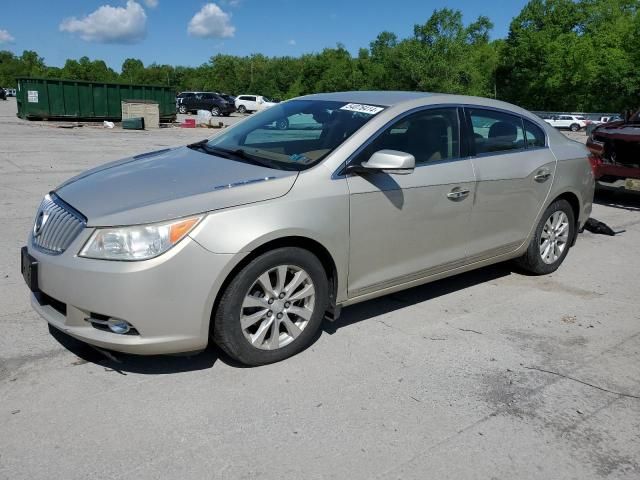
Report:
188,141,278,169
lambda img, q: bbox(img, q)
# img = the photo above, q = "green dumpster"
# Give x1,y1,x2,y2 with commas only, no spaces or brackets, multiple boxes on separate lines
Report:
122,117,145,130
15,77,176,122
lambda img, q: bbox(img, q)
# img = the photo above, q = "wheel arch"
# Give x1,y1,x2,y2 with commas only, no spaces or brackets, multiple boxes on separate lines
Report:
209,235,340,334
550,191,581,245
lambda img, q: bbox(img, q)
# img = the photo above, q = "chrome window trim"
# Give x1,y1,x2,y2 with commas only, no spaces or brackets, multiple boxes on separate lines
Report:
463,105,549,150
334,103,549,178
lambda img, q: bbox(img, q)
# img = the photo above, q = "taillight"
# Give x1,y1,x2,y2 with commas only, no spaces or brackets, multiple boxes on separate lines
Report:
588,154,602,179
586,138,604,156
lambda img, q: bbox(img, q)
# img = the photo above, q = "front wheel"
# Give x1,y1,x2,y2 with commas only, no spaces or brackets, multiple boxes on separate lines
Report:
211,107,221,117
213,248,329,366
516,199,575,275
570,123,580,132
178,104,187,114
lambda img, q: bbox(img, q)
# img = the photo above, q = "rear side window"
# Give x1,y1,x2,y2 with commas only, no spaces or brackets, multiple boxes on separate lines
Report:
468,109,525,154
524,120,546,148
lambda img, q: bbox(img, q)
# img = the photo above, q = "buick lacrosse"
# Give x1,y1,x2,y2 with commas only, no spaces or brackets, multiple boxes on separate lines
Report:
21,92,594,365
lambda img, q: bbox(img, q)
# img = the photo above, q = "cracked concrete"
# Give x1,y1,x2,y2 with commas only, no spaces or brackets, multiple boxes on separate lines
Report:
0,98,639,479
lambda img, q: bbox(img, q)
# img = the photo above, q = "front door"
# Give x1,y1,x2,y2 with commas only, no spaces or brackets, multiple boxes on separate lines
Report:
465,108,556,261
346,107,476,298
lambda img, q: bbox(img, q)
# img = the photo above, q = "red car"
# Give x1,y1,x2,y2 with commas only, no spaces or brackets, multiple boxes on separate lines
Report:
587,109,640,192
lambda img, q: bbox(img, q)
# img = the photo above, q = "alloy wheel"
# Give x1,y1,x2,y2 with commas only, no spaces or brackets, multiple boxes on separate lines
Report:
539,211,570,264
240,265,316,350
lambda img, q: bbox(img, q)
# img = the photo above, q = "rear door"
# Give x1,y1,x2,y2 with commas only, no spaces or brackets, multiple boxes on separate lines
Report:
200,93,215,110
245,96,258,111
464,108,556,261
558,115,572,128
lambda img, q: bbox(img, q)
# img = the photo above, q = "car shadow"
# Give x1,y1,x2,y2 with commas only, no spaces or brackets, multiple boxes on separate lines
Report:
49,262,514,373
48,324,223,375
594,188,640,212
324,262,513,334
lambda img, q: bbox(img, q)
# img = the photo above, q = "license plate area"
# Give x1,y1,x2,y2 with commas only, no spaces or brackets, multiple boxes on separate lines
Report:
625,178,640,191
21,246,39,293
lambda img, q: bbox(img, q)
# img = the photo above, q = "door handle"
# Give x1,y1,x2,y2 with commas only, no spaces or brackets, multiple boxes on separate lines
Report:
447,188,470,200
534,169,552,182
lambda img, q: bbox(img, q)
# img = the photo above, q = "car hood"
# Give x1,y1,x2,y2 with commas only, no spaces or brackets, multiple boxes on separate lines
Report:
55,146,298,227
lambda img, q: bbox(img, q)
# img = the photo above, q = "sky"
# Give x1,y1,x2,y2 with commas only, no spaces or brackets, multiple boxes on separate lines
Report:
0,0,530,70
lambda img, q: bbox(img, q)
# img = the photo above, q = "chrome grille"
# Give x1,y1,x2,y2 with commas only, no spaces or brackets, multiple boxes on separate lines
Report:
31,194,86,255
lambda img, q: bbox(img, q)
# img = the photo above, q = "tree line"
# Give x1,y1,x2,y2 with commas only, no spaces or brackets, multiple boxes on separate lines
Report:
0,0,638,112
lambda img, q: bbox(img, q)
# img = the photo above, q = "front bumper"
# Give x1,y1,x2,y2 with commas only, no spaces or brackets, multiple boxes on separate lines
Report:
26,230,238,355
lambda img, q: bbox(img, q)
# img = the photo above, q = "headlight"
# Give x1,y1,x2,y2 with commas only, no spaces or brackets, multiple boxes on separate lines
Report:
79,216,202,261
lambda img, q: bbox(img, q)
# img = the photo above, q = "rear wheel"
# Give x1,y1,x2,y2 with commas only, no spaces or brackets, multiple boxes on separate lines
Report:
237,105,247,114
213,248,329,366
211,107,221,117
178,104,187,114
516,199,575,275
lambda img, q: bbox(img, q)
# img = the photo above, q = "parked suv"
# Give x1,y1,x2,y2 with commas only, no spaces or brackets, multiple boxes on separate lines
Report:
235,95,277,114
21,92,594,365
544,115,588,132
177,92,235,116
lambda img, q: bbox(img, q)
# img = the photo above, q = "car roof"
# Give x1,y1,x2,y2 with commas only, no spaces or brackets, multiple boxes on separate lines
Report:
299,91,433,106
295,90,547,121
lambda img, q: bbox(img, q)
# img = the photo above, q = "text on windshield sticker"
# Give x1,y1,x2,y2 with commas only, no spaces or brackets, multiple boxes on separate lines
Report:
340,103,384,115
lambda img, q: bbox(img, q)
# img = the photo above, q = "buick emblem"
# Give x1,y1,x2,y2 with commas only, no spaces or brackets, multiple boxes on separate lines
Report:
33,210,49,237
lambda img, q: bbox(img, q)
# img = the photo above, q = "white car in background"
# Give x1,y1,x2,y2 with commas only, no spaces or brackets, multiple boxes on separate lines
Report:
544,115,588,132
235,95,277,114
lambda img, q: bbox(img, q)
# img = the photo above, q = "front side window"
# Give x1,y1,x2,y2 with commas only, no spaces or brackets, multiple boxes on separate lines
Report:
206,100,384,171
469,109,525,154
355,108,460,166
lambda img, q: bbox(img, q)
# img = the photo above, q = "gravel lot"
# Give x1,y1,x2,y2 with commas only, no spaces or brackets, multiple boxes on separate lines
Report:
1,97,639,479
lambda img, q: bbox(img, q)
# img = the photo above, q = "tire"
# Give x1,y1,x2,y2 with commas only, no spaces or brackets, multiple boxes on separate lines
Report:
211,107,221,117
516,199,575,275
570,123,580,132
213,247,329,366
237,105,247,114
178,104,187,114
276,118,289,130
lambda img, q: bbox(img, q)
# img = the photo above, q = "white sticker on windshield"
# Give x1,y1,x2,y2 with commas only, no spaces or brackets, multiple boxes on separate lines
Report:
340,103,384,115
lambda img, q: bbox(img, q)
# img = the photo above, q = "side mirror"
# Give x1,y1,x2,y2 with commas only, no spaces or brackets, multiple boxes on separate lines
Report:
348,150,415,175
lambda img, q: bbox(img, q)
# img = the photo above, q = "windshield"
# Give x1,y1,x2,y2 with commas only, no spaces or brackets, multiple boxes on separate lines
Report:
206,99,385,171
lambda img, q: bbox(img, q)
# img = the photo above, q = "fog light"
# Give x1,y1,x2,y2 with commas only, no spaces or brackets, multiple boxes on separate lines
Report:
107,319,131,334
